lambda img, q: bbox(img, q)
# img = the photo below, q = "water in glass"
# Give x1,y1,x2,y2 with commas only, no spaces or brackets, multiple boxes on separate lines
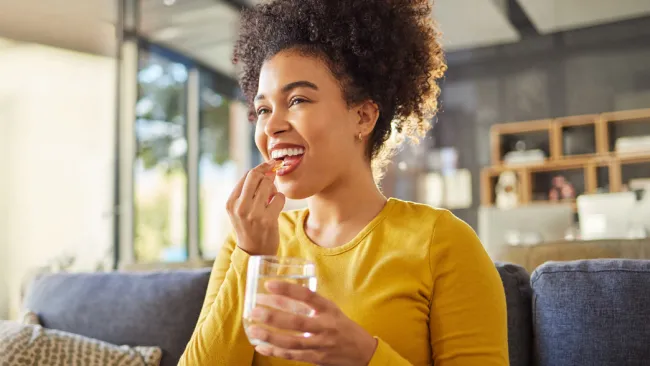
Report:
243,256,317,346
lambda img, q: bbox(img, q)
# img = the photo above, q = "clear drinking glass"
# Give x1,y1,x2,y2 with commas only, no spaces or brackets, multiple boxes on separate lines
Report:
243,256,317,346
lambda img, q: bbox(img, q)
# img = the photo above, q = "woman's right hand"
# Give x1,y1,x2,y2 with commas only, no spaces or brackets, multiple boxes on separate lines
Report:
226,161,286,256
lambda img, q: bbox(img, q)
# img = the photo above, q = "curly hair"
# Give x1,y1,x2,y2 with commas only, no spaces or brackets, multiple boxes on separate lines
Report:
233,0,446,180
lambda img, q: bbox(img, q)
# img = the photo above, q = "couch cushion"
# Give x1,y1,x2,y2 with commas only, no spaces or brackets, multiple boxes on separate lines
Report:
24,269,211,366
532,259,650,366
495,262,533,366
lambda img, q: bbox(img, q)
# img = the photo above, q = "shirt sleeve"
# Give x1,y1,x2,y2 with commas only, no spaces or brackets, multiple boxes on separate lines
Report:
367,337,414,366
178,234,256,366
428,211,509,365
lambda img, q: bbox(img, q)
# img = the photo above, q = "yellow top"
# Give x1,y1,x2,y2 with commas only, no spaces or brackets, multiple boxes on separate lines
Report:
179,198,509,366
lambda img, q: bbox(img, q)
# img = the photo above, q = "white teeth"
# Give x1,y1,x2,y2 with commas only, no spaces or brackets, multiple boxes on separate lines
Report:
271,147,304,159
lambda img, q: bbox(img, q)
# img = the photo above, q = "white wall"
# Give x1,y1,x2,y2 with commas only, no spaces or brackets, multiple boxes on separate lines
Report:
0,43,115,319
0,95,13,319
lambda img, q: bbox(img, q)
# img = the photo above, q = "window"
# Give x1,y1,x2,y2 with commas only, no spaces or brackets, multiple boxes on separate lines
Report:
134,48,189,262
198,69,238,258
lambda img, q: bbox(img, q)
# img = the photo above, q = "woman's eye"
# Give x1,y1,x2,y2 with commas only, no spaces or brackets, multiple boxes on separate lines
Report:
290,97,306,107
256,107,270,116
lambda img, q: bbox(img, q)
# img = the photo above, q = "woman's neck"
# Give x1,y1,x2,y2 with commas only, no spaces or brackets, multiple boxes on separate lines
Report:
304,166,387,248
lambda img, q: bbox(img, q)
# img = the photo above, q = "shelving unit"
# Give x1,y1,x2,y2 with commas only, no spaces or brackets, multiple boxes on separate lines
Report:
552,113,605,159
481,108,650,210
490,118,554,166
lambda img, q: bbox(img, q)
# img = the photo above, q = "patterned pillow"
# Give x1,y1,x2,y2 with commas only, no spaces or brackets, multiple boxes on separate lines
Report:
0,320,162,366
19,310,40,326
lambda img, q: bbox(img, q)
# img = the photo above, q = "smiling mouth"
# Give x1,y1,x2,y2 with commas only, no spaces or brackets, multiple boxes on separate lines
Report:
270,147,305,176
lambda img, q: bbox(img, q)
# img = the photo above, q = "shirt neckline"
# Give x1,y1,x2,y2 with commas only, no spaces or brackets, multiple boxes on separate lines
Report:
295,197,397,256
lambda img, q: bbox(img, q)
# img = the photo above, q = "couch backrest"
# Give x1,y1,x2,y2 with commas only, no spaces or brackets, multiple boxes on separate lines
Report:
532,259,650,366
24,269,211,366
496,262,534,366
22,263,538,366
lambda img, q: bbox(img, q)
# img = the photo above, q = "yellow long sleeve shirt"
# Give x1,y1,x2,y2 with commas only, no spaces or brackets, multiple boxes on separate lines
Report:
179,198,509,366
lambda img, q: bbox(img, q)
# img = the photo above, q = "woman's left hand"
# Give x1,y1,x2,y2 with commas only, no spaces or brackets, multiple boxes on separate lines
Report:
248,280,377,366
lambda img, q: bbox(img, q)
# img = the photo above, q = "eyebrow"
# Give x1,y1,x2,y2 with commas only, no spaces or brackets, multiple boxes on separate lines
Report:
254,80,319,102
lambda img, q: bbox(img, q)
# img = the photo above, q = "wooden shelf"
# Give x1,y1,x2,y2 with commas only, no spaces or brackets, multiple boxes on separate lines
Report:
552,114,604,159
488,155,607,173
615,151,650,164
601,108,650,122
529,159,589,172
491,118,553,134
482,108,650,209
490,119,554,168
601,109,650,153
556,114,599,127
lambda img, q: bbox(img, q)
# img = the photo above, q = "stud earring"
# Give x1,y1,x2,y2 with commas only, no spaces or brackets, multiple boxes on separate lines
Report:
357,133,363,141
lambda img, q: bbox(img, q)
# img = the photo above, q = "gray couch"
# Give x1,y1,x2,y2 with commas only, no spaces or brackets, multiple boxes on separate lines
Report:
24,260,650,366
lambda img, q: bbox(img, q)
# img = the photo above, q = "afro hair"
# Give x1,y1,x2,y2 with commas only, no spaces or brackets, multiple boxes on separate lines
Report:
233,0,446,179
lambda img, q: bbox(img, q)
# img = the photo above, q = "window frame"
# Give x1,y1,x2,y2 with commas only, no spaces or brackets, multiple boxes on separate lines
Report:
114,0,246,267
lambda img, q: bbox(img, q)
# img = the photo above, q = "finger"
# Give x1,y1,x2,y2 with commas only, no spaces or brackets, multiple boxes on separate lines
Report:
266,184,278,206
266,281,330,313
255,160,276,175
267,160,282,176
240,173,267,211
266,192,286,215
248,326,322,350
252,177,275,210
255,294,294,312
255,344,323,364
255,294,315,319
245,160,279,197
227,161,273,210
251,306,322,334
226,173,248,211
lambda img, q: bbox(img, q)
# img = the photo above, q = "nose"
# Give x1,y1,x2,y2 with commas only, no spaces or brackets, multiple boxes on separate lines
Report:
264,110,291,137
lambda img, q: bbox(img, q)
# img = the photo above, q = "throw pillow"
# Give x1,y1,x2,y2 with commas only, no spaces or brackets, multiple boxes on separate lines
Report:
19,310,40,326
0,320,162,366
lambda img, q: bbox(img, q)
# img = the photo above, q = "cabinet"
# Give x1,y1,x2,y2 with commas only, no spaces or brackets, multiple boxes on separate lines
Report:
481,108,650,210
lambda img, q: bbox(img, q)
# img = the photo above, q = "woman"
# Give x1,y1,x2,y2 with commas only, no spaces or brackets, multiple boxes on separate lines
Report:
180,0,508,365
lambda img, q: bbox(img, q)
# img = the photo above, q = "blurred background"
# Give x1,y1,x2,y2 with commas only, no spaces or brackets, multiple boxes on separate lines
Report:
1,0,650,320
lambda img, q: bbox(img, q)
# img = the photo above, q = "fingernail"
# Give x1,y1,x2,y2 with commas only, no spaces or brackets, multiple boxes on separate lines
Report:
248,326,263,338
256,345,272,355
265,280,281,291
252,307,268,321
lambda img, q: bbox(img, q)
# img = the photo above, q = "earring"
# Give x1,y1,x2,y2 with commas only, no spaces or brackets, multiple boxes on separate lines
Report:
357,133,363,141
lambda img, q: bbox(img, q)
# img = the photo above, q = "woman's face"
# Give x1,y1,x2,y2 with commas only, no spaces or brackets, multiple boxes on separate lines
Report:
254,50,369,199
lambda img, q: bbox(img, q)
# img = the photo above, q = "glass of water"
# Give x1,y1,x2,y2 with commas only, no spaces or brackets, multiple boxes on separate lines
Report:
243,256,317,346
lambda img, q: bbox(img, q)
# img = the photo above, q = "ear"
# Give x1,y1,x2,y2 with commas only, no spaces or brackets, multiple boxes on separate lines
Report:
355,100,380,138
